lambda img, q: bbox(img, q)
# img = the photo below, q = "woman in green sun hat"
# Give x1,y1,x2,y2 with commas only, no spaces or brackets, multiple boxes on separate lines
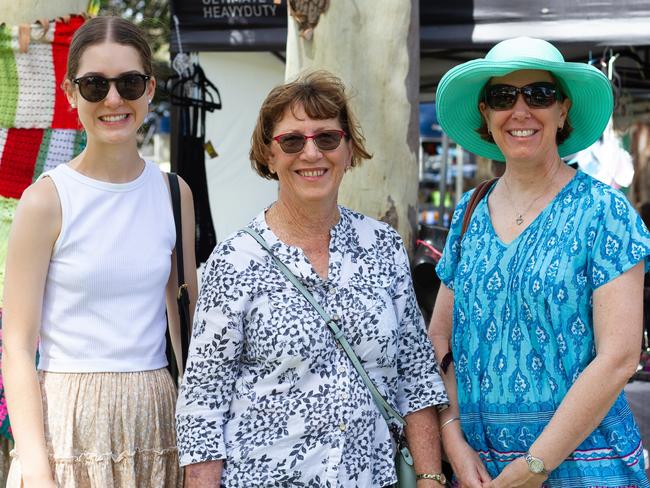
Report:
429,37,650,487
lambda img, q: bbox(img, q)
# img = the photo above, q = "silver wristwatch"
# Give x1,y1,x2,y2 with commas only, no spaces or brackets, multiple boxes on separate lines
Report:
524,452,547,474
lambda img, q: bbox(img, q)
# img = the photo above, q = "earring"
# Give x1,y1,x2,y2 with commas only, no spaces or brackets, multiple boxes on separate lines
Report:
148,99,152,104
70,103,76,108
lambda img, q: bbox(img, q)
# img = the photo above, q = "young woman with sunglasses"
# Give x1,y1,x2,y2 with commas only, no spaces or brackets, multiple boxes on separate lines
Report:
2,16,197,488
431,38,650,487
175,70,449,487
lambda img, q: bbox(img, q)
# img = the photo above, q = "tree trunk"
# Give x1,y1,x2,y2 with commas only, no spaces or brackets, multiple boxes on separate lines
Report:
3,0,88,25
285,0,420,248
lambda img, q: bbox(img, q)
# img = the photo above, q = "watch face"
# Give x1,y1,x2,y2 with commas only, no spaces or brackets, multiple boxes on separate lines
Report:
529,457,545,474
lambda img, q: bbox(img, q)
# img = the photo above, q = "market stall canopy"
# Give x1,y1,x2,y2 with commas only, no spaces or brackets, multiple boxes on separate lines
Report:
422,0,650,49
171,0,650,52
421,0,650,95
169,0,650,120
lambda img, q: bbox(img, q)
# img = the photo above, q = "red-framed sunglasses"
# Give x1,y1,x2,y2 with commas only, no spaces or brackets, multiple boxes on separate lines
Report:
272,130,347,154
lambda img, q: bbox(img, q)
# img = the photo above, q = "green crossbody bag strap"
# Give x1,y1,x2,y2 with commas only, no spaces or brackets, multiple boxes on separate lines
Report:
241,227,406,427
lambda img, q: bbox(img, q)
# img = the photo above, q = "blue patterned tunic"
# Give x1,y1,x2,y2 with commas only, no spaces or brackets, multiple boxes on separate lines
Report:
437,171,650,488
177,206,448,487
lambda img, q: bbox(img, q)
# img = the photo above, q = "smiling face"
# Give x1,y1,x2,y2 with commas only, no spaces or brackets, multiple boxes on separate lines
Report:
479,69,571,164
267,103,352,208
64,42,155,146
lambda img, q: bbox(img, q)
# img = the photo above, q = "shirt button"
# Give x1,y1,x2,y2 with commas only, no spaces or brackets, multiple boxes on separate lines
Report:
332,314,340,321
339,422,347,432
337,365,346,373
329,286,337,295
341,392,349,400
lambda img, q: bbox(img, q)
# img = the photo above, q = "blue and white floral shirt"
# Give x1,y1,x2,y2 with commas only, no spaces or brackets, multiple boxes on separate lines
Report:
176,206,448,487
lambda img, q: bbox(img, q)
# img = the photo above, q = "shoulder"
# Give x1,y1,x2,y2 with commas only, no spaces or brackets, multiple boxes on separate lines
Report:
12,177,61,246
176,175,195,215
176,174,193,198
206,216,266,264
576,172,636,221
338,207,408,267
340,206,403,242
17,177,61,221
158,169,194,210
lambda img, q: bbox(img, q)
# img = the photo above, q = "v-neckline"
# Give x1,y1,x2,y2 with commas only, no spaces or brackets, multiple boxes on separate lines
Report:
486,171,579,247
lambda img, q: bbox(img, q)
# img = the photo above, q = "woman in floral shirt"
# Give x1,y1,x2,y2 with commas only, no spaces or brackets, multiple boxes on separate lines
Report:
176,70,449,487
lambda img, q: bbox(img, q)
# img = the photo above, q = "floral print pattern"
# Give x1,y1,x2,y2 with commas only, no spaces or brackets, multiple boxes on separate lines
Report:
177,206,448,487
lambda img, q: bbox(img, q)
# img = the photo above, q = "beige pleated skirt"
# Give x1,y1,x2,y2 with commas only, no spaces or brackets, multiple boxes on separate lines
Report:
7,368,181,488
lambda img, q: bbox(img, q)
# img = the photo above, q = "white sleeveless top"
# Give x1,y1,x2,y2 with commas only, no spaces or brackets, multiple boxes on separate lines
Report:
38,160,176,372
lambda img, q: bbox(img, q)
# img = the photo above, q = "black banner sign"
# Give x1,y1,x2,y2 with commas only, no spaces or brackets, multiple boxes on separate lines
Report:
170,0,288,52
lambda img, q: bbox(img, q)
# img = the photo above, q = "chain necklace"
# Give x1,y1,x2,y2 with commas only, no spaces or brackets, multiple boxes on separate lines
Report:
501,163,561,226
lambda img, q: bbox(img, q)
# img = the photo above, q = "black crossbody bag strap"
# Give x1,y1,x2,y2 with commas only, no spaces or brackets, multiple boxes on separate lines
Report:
167,173,191,374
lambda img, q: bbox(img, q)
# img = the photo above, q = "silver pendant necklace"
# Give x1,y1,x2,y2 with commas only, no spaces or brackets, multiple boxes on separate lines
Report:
502,163,561,226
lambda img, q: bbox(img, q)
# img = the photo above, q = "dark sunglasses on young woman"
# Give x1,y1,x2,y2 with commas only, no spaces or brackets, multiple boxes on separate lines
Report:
483,82,564,110
73,73,150,103
272,130,347,154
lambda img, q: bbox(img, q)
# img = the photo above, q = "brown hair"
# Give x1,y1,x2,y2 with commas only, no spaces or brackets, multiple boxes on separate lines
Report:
476,76,573,146
66,16,153,80
249,70,372,180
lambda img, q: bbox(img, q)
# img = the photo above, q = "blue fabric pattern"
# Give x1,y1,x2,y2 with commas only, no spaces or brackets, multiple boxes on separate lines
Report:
437,171,650,488
177,206,448,487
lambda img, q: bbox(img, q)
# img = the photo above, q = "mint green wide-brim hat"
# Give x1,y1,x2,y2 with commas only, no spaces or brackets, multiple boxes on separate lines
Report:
435,37,614,161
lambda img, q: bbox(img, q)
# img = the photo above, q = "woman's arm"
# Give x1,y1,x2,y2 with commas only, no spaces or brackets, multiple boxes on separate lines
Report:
2,179,61,487
490,262,645,488
176,234,248,483
185,460,223,488
165,176,198,377
429,284,492,488
405,407,444,487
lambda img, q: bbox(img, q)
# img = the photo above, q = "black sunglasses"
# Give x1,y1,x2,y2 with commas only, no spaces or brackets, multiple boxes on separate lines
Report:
272,130,347,154
73,73,150,103
483,82,563,110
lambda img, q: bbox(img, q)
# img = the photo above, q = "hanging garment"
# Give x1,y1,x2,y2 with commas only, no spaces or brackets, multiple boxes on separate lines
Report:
170,62,221,264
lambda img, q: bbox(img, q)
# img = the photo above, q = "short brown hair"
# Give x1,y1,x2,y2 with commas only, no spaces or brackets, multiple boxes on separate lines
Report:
250,70,372,180
66,16,153,81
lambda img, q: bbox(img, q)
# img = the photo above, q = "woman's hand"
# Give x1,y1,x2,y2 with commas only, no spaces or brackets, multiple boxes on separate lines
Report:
445,435,492,488
22,473,57,488
184,460,223,488
488,457,546,488
25,479,57,488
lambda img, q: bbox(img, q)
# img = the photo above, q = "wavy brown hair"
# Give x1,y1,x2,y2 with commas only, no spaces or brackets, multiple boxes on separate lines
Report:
250,70,372,180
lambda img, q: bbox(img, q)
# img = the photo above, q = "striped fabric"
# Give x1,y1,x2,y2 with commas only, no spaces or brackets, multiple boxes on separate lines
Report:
0,128,86,199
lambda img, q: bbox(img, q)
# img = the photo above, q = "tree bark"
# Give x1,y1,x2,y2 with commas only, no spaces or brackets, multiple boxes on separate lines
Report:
3,0,88,25
285,0,420,248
